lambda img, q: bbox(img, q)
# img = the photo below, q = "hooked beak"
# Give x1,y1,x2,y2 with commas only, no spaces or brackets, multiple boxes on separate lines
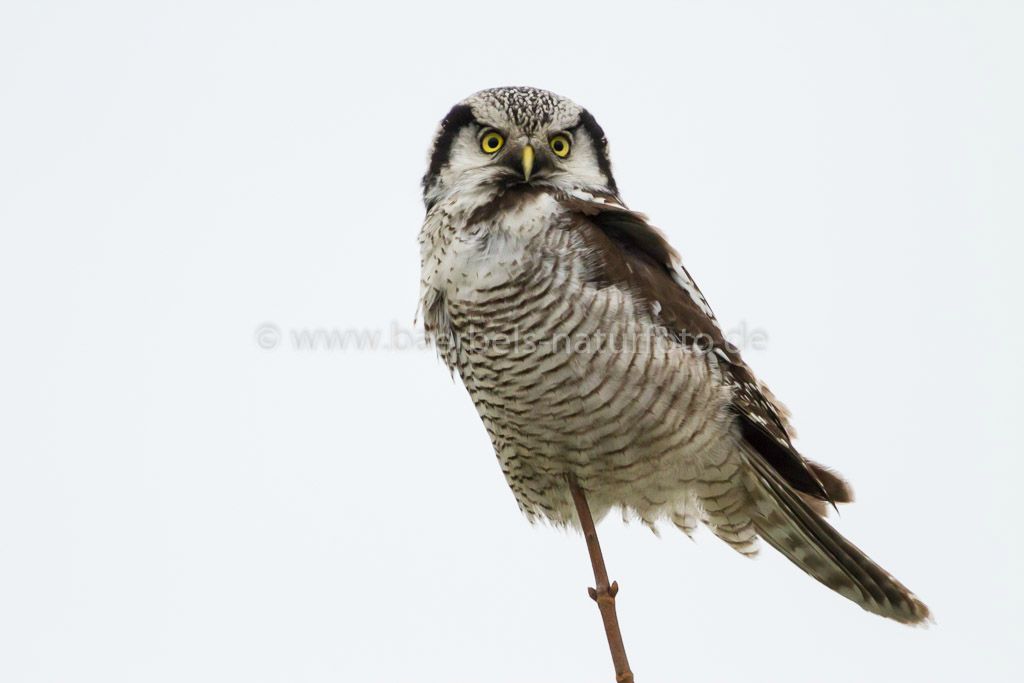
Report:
520,144,535,181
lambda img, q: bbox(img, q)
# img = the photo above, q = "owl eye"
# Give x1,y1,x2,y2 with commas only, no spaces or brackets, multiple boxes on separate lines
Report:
549,134,571,158
480,130,505,154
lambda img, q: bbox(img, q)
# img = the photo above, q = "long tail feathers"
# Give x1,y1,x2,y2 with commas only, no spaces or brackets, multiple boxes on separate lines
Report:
741,449,931,625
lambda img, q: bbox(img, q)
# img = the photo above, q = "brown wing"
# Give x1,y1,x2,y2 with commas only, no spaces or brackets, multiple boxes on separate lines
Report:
558,191,851,506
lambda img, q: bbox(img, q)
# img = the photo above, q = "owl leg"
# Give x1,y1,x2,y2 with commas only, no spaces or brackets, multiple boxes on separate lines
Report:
567,475,635,683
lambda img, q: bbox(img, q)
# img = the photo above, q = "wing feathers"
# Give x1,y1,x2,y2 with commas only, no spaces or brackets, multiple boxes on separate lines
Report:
553,189,923,624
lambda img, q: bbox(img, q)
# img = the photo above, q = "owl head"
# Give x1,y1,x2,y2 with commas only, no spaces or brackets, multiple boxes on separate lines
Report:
422,86,618,209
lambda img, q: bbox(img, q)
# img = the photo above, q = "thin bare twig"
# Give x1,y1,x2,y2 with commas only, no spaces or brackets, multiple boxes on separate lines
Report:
568,475,635,683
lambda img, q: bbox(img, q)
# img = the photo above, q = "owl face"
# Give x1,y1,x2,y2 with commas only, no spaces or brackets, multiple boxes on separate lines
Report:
422,87,617,208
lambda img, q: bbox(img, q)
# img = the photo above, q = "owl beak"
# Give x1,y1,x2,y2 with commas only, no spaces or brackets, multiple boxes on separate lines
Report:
520,144,535,181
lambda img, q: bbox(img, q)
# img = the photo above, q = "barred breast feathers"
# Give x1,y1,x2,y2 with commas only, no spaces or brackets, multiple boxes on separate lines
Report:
418,182,929,623
418,185,563,371
421,184,850,508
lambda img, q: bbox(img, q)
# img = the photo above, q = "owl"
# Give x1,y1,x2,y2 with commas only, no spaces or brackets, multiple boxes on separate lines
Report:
418,86,929,625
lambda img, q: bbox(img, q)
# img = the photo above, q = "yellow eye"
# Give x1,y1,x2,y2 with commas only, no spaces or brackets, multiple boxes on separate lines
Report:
550,134,571,158
480,130,504,154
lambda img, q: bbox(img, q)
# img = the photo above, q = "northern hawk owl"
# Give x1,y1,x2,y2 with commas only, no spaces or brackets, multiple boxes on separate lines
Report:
418,86,929,624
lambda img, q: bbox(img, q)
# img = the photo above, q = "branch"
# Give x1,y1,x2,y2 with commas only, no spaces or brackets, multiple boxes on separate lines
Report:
568,475,635,683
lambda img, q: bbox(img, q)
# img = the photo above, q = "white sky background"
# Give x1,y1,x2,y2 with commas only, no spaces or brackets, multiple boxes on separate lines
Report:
1,1,1022,681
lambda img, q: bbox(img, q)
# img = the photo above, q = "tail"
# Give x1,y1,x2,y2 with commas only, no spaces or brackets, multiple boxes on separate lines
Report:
741,448,931,625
